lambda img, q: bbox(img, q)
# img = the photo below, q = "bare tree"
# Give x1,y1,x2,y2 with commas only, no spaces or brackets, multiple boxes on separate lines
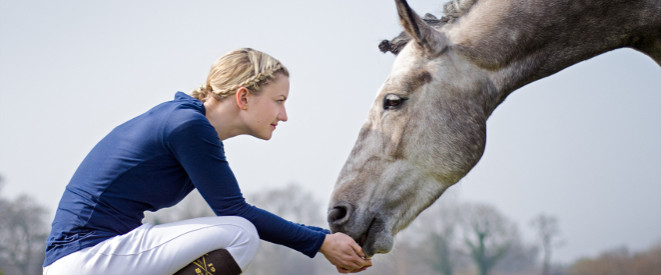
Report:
393,196,535,275
530,213,562,275
402,194,465,275
0,178,49,275
460,202,518,275
493,237,539,274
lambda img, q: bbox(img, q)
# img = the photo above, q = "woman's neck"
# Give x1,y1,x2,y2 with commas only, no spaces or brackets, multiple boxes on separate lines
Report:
203,97,246,141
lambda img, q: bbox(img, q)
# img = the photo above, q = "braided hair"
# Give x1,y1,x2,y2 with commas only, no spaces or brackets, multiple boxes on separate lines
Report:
191,48,289,101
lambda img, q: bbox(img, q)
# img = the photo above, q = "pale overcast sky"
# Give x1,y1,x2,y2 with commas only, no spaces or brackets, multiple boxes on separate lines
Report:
1,0,660,264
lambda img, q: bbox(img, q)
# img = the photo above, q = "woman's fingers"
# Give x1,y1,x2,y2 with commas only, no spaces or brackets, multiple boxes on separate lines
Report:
320,233,373,272
350,240,366,258
340,234,371,269
349,241,372,269
337,266,350,274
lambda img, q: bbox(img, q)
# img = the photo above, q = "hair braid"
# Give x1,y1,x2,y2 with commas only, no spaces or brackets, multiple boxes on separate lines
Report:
190,48,288,102
190,84,210,101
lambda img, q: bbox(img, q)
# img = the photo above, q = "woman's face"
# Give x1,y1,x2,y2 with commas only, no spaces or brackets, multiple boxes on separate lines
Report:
245,73,289,140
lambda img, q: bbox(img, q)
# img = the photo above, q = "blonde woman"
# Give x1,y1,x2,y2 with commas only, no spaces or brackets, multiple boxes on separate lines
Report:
43,48,372,274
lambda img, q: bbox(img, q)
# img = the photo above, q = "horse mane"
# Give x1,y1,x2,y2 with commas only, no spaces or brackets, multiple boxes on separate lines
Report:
443,0,477,20
378,0,477,54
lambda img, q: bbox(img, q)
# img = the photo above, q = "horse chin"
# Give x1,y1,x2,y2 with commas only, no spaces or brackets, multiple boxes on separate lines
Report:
362,234,394,257
358,217,394,257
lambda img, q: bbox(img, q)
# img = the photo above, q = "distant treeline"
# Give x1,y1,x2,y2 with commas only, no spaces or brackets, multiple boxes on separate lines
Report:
1,179,659,275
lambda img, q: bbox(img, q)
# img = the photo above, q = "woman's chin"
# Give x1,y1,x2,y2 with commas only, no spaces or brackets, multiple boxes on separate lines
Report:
251,132,273,140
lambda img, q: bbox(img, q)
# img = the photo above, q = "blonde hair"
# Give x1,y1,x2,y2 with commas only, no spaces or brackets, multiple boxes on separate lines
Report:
191,48,289,101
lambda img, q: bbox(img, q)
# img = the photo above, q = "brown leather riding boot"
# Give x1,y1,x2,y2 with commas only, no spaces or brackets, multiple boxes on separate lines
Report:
173,249,242,275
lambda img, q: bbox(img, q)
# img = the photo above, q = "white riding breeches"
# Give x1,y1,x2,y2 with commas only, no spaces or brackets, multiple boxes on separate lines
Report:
43,216,259,275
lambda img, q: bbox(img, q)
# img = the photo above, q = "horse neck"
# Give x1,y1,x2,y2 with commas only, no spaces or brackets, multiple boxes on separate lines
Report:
445,0,661,106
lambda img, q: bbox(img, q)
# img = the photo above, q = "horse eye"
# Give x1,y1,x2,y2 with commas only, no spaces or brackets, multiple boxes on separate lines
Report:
383,94,406,110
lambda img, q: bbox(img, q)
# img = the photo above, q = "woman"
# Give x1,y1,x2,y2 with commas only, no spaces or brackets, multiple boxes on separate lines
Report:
43,48,372,274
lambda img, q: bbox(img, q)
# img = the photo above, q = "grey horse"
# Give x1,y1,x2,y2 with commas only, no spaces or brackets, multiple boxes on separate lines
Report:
328,0,661,256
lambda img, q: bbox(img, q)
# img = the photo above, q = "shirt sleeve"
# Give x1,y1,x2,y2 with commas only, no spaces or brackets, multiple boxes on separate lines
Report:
166,117,326,257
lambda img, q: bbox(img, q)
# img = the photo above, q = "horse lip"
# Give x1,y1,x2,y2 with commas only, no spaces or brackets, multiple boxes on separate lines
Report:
358,217,375,246
359,234,367,247
358,217,377,255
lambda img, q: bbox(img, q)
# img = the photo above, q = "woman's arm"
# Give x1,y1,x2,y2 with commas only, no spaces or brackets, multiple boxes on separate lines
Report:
167,118,326,257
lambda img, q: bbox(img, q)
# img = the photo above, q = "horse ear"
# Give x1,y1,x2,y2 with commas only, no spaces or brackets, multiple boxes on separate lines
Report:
395,0,448,56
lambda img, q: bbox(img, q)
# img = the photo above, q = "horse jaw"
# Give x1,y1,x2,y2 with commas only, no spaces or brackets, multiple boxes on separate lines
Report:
329,127,453,255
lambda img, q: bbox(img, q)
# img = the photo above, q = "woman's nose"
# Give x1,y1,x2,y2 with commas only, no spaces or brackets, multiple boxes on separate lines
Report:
279,107,288,122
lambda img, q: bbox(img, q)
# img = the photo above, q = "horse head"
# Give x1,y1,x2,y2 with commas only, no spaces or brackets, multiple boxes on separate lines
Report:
328,0,497,256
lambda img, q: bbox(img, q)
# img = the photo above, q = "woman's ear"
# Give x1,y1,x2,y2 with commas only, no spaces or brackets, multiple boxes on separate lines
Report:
235,87,249,110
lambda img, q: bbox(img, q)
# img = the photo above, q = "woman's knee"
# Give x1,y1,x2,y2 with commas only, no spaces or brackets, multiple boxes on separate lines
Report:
209,216,257,245
228,217,258,249
209,216,259,270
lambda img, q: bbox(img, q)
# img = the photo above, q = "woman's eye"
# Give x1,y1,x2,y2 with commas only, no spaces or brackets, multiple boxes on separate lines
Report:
383,94,406,110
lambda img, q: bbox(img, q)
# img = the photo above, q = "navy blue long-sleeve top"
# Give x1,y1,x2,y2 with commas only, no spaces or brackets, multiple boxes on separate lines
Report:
44,92,328,267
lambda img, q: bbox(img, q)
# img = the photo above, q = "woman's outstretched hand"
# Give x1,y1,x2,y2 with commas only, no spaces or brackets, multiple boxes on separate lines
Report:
319,232,372,273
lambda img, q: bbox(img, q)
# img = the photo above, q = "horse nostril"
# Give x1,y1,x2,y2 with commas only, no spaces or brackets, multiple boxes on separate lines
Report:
327,203,352,227
328,207,347,222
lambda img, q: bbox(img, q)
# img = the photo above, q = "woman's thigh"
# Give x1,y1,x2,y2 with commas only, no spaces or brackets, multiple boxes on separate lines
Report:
44,216,259,275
